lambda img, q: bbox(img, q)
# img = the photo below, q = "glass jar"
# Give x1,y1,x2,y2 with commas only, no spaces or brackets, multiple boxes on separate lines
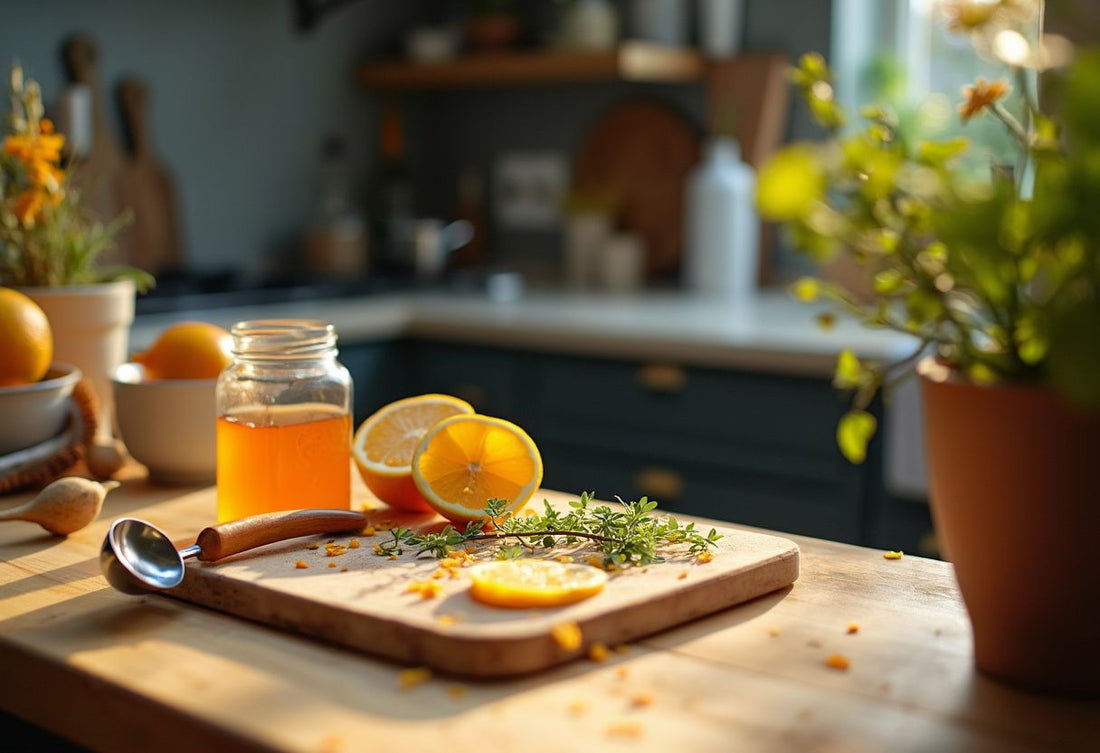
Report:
216,319,352,522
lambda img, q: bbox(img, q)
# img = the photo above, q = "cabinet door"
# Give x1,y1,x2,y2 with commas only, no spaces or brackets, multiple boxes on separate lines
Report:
340,341,409,425
541,441,864,543
408,341,536,424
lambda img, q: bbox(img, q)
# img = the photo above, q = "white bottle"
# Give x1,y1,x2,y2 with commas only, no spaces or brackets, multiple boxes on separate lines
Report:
683,136,759,300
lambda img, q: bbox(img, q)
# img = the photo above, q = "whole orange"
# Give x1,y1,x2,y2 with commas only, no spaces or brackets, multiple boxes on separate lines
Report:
0,287,53,387
133,321,232,380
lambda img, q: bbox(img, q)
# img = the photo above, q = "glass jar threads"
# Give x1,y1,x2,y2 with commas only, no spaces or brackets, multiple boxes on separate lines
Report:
216,319,352,522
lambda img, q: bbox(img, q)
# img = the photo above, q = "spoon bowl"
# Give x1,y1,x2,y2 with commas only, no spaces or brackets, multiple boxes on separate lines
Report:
101,518,189,594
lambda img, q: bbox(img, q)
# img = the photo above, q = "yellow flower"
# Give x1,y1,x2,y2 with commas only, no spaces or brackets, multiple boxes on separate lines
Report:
942,0,1000,33
958,77,1009,123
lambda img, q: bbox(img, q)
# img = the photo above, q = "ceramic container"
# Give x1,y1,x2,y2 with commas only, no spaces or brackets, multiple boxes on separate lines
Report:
0,363,82,455
112,362,217,486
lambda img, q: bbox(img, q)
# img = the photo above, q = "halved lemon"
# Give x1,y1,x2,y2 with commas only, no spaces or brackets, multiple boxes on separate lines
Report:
353,394,475,511
466,559,608,609
411,413,543,525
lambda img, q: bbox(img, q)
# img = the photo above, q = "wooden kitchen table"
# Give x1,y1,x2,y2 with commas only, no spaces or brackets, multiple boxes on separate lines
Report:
1,474,1095,753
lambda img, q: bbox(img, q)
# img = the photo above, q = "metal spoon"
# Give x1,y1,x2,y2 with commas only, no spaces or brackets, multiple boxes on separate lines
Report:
101,508,368,594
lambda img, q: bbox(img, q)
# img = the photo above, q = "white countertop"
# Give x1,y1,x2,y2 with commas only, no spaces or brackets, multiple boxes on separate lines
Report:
131,288,916,378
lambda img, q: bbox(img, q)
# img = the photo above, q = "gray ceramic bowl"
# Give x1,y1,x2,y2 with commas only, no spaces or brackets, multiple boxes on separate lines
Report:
112,362,217,485
0,363,82,455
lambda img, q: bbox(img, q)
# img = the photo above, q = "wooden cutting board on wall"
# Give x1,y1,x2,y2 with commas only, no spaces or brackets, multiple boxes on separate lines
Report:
572,101,701,278
168,494,799,678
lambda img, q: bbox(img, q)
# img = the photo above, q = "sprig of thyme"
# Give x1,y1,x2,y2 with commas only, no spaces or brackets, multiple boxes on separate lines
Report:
371,492,722,567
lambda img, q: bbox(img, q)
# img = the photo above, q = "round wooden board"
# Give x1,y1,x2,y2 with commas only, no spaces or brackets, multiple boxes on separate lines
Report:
572,101,701,277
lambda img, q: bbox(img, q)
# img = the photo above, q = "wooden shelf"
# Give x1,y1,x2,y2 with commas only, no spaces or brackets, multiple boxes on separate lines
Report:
357,41,706,90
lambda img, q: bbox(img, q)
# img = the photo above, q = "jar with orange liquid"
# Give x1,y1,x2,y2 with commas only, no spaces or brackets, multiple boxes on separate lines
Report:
215,320,352,522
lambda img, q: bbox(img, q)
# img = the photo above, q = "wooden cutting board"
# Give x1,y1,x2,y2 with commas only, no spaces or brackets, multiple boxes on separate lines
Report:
168,498,799,678
572,101,701,277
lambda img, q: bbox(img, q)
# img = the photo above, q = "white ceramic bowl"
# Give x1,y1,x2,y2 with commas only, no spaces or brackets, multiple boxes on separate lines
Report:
112,363,217,485
0,363,82,455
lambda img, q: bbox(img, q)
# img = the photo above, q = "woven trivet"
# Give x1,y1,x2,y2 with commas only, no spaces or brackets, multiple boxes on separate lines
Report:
0,378,99,494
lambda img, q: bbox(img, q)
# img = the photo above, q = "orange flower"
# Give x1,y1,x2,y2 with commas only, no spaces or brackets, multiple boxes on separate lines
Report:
13,188,44,227
958,77,1009,123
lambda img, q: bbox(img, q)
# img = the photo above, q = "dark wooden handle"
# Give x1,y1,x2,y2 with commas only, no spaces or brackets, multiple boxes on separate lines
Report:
195,509,368,562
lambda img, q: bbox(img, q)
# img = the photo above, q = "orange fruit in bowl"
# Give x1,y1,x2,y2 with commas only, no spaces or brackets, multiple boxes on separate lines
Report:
411,413,543,525
466,559,608,609
353,394,475,511
0,287,53,387
133,321,232,380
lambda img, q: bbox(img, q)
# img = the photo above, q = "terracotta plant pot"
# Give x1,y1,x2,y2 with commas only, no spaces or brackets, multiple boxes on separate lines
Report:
22,280,136,444
918,359,1100,695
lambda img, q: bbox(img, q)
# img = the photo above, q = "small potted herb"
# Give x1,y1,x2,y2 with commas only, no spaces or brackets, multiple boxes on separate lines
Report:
756,2,1099,694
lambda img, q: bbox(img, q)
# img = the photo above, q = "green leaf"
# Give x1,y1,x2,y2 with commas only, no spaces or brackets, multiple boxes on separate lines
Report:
917,138,969,165
756,145,826,221
833,349,863,389
790,277,821,302
836,410,877,464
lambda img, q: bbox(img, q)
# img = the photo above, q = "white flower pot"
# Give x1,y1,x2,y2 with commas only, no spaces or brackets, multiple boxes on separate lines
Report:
22,280,135,442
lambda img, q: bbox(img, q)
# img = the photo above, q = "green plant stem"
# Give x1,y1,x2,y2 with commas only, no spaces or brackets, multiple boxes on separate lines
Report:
464,530,615,546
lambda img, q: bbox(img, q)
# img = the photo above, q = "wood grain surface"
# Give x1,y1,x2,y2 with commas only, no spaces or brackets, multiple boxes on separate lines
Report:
1,472,1096,753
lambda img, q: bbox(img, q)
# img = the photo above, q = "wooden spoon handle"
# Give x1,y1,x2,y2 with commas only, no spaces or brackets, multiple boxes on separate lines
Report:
0,502,33,523
194,509,368,562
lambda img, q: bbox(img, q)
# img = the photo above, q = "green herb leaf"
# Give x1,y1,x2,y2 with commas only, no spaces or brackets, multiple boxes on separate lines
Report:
837,410,877,464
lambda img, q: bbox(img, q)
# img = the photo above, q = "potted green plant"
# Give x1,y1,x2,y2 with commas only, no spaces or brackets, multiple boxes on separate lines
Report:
756,5,1099,694
1,62,152,462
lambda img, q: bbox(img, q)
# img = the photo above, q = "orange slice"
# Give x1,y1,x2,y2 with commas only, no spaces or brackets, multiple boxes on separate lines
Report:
411,413,543,525
353,394,474,511
466,559,608,609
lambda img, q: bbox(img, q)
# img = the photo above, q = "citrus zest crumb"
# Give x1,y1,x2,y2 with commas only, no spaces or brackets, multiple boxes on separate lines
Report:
361,526,376,537
613,644,629,655
884,550,904,560
606,721,643,739
555,554,575,563
388,554,398,560
437,614,459,626
768,627,780,637
398,667,432,690
567,700,588,716
588,642,610,663
348,539,360,549
696,550,714,563
825,654,851,670
325,543,348,557
360,502,377,512
551,621,583,651
615,667,629,680
305,543,320,550
294,560,308,569
405,580,443,599
340,566,348,572
328,561,337,568
630,691,655,708
677,570,689,580
446,683,467,699
585,555,604,569
847,623,860,634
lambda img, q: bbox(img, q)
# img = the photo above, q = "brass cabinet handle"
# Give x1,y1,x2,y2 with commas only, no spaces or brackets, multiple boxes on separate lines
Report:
636,363,687,394
633,466,684,502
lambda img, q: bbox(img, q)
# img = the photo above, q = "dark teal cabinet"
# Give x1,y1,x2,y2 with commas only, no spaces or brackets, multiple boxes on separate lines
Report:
341,337,930,549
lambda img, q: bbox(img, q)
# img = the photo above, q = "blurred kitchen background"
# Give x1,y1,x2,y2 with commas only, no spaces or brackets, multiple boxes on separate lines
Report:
2,0,1094,555
0,0,839,304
